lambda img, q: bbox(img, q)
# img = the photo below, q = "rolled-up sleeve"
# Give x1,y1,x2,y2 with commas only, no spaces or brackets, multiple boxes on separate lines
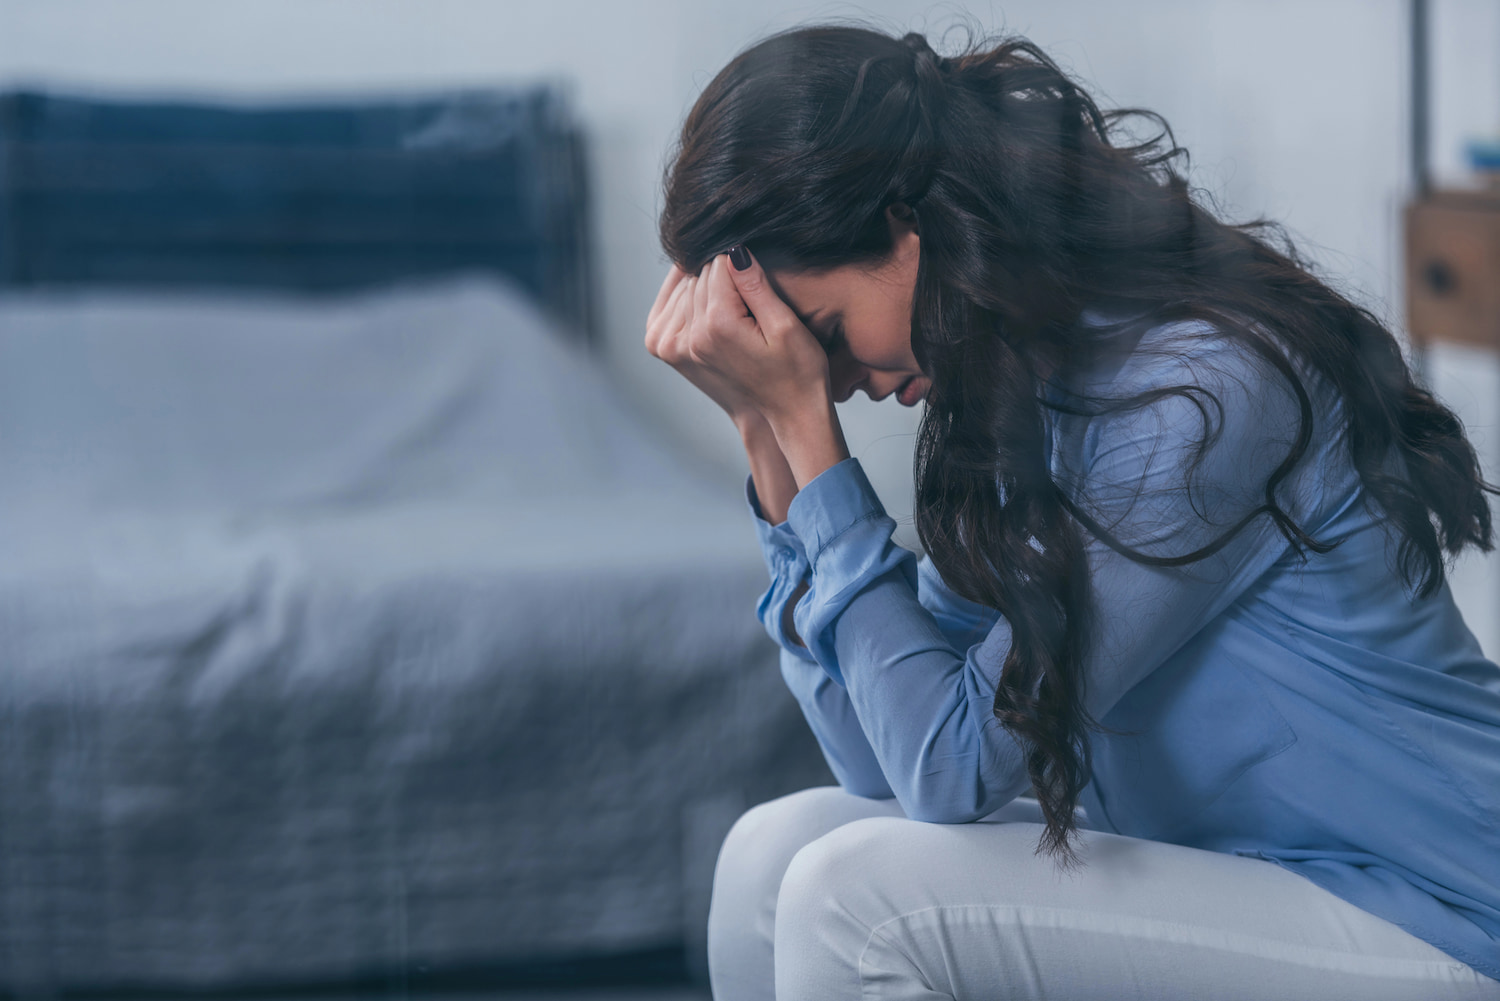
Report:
745,476,893,797
783,459,1032,822
745,475,1014,801
745,475,818,660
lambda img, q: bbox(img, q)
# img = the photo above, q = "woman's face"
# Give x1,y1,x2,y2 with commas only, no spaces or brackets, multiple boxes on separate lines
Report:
765,207,931,407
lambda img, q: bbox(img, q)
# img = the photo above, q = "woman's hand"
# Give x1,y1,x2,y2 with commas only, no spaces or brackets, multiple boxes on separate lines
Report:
644,247,850,488
645,250,831,427
645,259,762,432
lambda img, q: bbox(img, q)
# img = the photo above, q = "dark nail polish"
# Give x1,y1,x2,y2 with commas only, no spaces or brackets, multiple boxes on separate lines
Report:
729,245,752,271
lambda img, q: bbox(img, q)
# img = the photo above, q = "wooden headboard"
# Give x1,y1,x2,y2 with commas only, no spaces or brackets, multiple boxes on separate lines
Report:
0,86,595,346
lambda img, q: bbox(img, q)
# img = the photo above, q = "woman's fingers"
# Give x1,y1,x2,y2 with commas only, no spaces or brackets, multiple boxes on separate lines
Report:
697,253,756,356
649,272,694,358
662,273,697,361
705,251,747,331
645,264,690,355
725,245,800,341
690,258,713,354
648,264,687,325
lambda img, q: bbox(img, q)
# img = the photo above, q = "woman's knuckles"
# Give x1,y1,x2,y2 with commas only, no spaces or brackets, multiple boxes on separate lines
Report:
705,302,737,329
689,324,726,355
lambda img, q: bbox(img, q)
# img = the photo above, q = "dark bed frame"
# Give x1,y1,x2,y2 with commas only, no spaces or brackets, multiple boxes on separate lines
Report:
0,85,595,347
0,86,688,996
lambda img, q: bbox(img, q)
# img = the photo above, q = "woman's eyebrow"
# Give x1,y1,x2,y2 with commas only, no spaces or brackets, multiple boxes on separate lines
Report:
801,308,837,345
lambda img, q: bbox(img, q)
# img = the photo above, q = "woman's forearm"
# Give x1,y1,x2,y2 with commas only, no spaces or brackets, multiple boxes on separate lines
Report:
738,414,800,525
739,414,812,647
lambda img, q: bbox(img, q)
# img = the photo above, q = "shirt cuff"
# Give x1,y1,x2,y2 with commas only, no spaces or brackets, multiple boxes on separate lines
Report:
785,457,918,684
745,474,818,661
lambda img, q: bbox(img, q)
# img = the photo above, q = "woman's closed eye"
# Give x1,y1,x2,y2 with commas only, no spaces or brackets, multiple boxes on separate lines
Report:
821,322,847,356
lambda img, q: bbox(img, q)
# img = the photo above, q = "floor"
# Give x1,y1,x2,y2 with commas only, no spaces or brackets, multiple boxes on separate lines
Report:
484,992,709,1001
206,992,711,1001
105,991,712,1001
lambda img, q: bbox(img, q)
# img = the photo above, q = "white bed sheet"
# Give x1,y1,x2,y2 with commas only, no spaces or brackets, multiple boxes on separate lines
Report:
0,278,831,989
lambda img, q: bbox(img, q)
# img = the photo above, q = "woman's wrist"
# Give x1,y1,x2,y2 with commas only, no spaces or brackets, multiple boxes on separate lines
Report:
767,394,852,490
740,411,800,524
732,408,772,440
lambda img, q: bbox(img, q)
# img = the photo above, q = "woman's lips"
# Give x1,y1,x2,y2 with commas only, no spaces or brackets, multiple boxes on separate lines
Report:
898,376,925,407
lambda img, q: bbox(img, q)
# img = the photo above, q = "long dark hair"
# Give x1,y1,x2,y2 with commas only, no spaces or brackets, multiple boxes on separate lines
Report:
658,23,1496,861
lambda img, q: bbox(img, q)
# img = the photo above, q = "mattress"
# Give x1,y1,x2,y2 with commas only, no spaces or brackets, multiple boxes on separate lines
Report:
0,278,833,990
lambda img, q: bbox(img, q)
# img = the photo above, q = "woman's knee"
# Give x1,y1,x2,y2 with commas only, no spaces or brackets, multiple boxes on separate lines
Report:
775,815,910,921
770,817,925,1000
708,787,903,995
715,786,899,886
773,815,1048,946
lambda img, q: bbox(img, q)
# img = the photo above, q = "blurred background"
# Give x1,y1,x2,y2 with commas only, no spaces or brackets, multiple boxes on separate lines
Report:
0,1,1495,999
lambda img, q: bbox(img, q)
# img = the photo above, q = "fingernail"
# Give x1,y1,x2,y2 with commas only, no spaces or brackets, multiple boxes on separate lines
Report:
729,245,752,271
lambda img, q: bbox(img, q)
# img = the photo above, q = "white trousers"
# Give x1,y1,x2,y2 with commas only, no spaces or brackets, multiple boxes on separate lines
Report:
707,786,1500,1001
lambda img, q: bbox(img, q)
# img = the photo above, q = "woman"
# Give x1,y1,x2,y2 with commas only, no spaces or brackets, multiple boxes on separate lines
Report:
644,23,1500,1000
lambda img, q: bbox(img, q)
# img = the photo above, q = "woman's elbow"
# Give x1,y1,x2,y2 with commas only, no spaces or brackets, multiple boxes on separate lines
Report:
840,778,898,801
826,759,896,800
894,774,999,824
903,801,987,824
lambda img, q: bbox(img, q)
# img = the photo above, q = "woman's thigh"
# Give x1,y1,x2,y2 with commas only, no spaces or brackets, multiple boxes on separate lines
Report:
774,816,1500,1001
708,787,904,1001
707,787,1058,1001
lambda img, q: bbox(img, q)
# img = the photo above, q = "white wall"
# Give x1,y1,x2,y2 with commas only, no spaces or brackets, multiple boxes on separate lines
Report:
1432,0,1500,189
2,0,1496,646
1425,0,1500,657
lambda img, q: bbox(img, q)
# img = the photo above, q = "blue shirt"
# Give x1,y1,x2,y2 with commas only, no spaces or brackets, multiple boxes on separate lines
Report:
746,312,1500,980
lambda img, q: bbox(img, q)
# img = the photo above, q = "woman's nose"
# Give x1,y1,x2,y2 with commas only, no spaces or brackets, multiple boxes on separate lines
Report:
830,356,867,404
834,366,870,405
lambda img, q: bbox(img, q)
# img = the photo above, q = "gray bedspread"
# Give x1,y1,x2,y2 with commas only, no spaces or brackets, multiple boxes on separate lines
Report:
0,279,831,990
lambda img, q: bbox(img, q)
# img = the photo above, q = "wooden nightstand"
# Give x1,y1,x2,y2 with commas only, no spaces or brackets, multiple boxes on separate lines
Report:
1406,187,1500,352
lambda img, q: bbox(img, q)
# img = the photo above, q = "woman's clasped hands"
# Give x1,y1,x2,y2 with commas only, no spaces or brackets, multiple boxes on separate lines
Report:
644,248,829,427
644,246,851,489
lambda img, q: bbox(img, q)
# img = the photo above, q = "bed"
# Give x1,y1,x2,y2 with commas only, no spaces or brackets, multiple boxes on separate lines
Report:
0,88,832,993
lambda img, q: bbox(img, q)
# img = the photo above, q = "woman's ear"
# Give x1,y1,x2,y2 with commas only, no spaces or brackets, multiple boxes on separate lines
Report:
885,202,920,266
887,202,919,231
